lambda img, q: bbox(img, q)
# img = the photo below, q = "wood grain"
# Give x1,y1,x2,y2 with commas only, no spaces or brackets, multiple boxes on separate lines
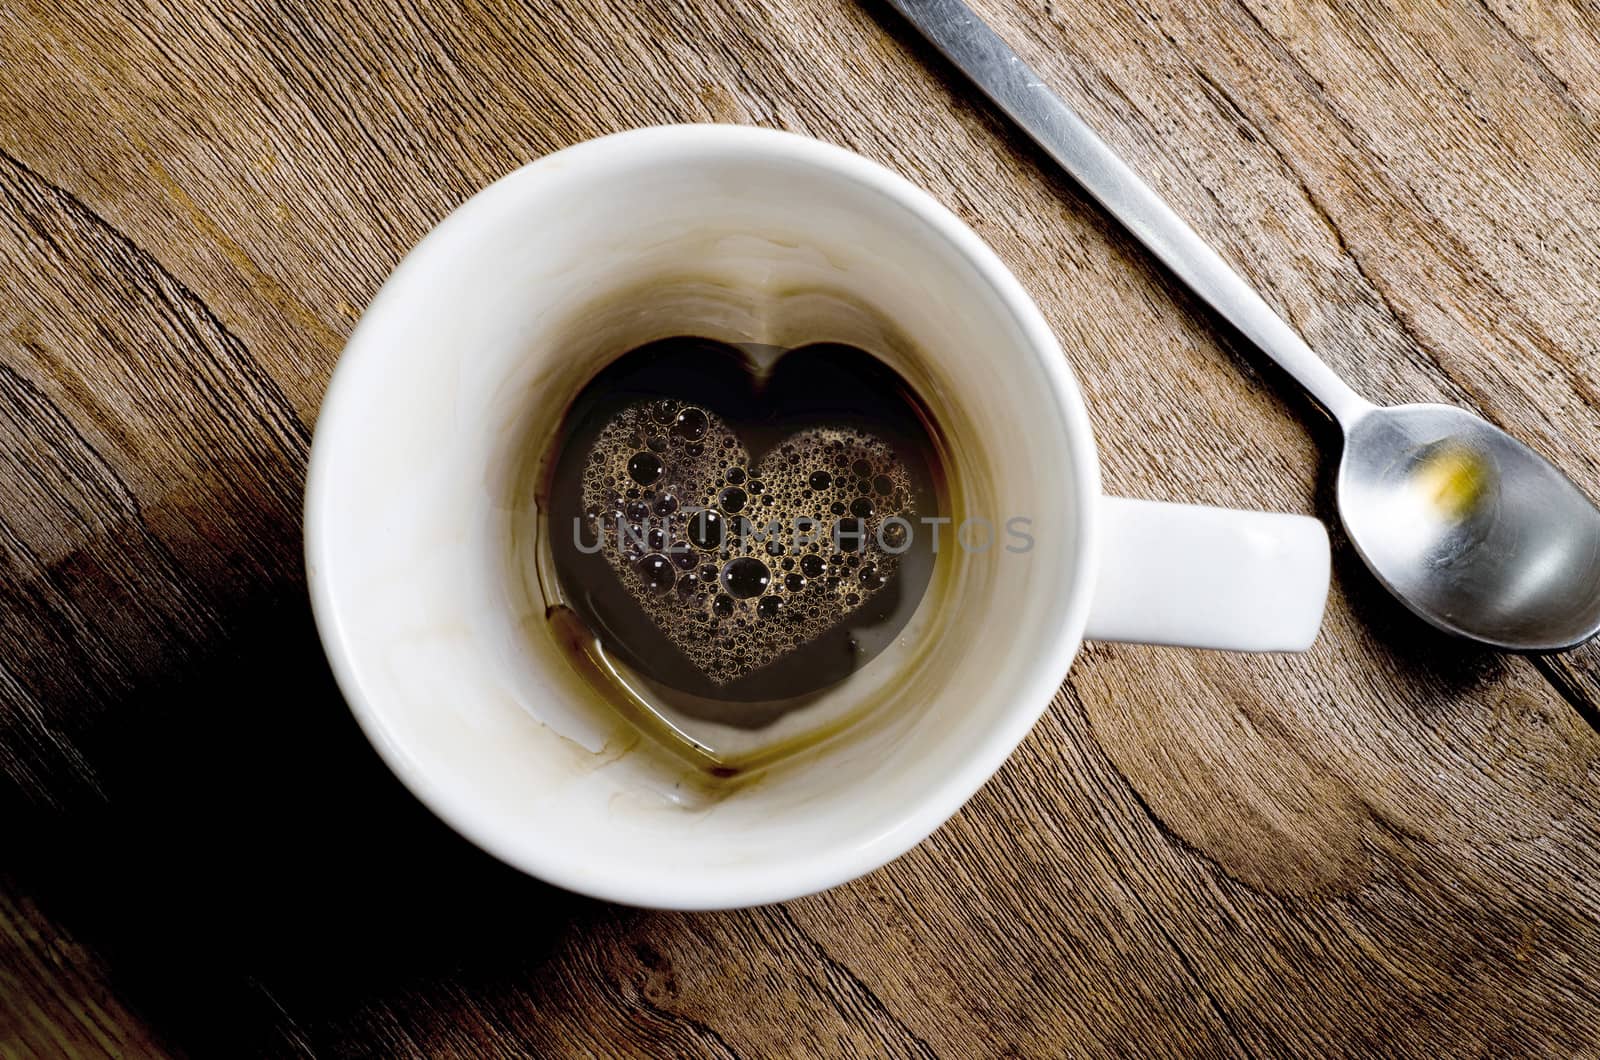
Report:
3,0,1599,1055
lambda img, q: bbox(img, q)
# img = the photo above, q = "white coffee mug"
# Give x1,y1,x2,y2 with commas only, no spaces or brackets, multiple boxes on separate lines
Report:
305,125,1329,909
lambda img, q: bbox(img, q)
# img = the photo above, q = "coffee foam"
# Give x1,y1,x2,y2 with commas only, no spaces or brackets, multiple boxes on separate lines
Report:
580,401,917,684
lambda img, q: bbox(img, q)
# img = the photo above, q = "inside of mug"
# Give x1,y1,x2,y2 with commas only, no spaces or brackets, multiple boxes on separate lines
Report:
501,279,972,770
310,130,1088,903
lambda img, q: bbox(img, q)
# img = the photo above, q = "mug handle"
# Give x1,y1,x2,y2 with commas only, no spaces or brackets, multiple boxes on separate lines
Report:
1085,497,1331,651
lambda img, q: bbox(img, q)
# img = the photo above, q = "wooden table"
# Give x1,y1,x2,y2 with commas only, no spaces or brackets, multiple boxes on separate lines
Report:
4,0,1599,1055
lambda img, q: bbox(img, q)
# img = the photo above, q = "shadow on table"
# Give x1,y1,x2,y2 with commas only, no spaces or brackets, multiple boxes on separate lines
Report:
5,574,609,1055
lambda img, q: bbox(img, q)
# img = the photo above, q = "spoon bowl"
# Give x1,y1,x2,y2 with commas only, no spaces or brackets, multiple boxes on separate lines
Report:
1338,404,1600,650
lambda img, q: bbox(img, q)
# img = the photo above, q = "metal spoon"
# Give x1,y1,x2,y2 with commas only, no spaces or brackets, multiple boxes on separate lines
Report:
885,0,1600,650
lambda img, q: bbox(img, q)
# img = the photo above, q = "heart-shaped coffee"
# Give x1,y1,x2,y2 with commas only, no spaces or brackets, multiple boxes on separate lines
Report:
582,409,917,682
546,337,942,719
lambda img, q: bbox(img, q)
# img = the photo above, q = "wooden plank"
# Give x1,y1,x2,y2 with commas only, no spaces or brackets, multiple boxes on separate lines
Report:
0,880,174,1059
1,0,1598,1055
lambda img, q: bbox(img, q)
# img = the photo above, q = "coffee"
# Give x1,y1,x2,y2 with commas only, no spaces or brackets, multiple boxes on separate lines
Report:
543,336,948,746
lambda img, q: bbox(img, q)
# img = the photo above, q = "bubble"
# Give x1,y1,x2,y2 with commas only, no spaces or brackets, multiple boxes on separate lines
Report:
686,443,705,457
725,467,747,485
635,553,675,595
852,459,872,477
781,557,795,571
720,557,771,599
628,452,663,485
671,544,697,570
830,501,847,516
688,510,725,550
859,564,886,589
765,538,785,557
647,435,668,453
673,407,708,441
676,573,699,599
646,526,667,551
785,573,806,592
719,487,747,513
757,596,784,619
653,492,679,517
881,522,908,548
809,470,832,491
845,592,861,606
873,474,893,495
800,554,825,578
850,497,875,519
713,593,735,616
651,399,678,424
749,479,764,493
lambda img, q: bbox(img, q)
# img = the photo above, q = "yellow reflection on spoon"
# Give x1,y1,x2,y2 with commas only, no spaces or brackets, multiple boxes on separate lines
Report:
1411,444,1492,521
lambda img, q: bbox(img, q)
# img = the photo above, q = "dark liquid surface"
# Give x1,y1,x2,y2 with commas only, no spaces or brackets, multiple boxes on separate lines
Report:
545,337,943,729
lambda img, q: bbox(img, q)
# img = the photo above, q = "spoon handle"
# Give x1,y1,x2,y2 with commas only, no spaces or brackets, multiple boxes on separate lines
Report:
885,0,1374,427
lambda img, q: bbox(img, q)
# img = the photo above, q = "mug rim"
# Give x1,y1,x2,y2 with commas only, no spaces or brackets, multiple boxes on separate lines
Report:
305,123,1103,907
